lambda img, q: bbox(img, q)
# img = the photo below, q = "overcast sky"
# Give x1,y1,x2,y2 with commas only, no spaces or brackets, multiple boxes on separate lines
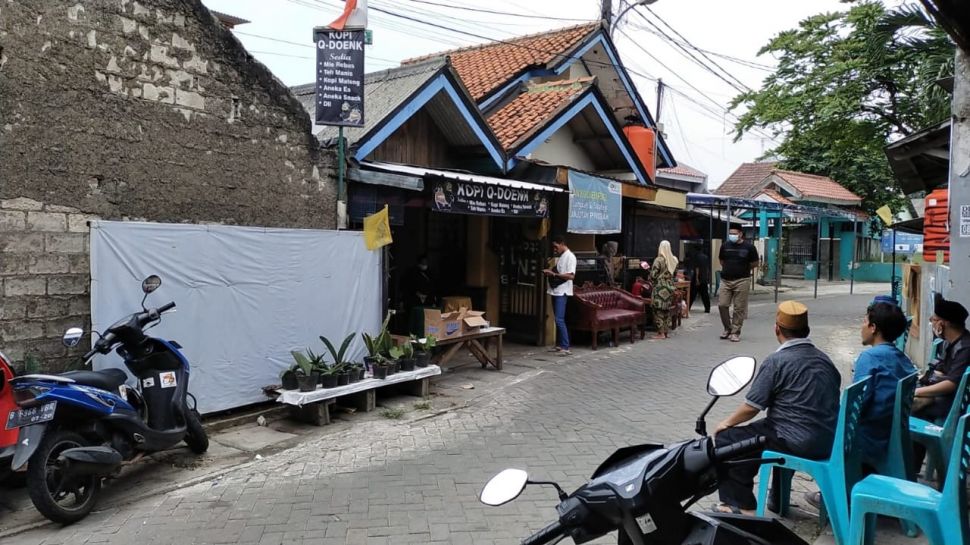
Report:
202,0,891,188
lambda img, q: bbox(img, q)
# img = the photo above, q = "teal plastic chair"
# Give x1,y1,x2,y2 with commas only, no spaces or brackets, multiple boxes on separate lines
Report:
870,372,919,538
908,368,970,485
848,413,970,545
755,378,870,545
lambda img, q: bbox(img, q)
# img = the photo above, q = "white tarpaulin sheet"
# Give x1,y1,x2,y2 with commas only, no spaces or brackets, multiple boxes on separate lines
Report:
90,221,381,414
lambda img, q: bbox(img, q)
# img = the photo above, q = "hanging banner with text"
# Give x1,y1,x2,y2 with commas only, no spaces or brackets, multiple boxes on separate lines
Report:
567,171,622,234
428,178,551,218
314,28,365,127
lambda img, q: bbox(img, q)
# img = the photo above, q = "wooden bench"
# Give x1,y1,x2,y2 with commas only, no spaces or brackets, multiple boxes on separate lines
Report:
432,327,505,370
275,365,442,425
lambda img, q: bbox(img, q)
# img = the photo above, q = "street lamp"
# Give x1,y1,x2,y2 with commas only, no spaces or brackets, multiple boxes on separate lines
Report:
610,0,658,37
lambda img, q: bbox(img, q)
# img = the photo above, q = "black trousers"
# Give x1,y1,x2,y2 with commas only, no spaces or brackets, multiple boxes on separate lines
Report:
715,419,789,511
690,278,710,312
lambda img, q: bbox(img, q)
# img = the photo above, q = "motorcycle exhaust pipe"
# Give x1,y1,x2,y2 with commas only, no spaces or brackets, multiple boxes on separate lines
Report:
57,446,123,477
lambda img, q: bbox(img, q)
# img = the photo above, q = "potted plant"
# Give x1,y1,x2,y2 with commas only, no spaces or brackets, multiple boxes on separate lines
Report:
280,367,299,390
318,362,340,388
289,350,319,392
414,335,435,368
320,333,355,386
349,362,365,382
399,340,416,372
336,363,352,386
362,311,394,375
371,354,389,379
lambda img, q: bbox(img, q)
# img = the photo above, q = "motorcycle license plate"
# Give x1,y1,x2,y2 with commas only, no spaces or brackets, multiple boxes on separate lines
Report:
5,401,57,430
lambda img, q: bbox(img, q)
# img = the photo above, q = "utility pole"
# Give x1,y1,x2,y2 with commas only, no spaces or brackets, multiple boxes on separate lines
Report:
601,0,613,27
655,78,664,122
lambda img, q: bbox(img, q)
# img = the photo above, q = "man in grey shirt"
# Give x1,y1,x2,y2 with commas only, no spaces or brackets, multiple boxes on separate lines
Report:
712,300,842,514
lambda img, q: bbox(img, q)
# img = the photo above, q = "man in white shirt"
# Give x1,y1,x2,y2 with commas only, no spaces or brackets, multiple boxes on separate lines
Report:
544,235,577,356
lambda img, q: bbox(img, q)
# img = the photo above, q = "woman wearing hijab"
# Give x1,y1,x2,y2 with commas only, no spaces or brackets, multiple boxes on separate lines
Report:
649,240,678,339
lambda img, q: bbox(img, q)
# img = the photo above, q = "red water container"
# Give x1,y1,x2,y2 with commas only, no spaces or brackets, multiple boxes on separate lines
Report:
923,188,950,263
623,125,657,183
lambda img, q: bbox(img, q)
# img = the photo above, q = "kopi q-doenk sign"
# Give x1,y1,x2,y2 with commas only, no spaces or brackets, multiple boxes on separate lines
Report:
314,29,365,127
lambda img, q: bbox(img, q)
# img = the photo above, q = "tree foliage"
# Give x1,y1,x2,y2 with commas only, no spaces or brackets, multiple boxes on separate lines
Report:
731,1,954,212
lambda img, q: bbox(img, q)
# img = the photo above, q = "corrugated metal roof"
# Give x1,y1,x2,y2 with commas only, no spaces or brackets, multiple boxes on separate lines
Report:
362,161,567,193
291,58,447,144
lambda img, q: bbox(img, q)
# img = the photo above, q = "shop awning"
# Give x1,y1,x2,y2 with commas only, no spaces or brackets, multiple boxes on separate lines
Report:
361,161,567,193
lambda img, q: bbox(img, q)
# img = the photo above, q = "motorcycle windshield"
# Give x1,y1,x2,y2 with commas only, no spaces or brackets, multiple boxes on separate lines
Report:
587,446,668,497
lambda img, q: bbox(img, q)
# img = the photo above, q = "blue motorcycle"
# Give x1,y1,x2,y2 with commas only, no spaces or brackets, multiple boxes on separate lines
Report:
7,275,207,524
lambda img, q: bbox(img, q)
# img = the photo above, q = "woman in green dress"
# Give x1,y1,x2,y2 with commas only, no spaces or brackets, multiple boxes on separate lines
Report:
649,240,679,339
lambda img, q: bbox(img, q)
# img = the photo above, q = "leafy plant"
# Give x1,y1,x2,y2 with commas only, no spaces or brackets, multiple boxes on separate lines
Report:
729,1,954,214
290,349,323,376
380,407,406,419
413,400,432,411
401,339,414,359
388,346,404,361
424,335,437,350
362,311,395,358
320,333,355,366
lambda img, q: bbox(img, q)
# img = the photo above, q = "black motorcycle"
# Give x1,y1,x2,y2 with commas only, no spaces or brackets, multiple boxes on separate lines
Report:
479,356,808,545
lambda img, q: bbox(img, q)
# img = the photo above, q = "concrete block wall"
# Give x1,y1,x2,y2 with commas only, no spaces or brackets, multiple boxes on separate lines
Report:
1,198,97,371
0,1,341,371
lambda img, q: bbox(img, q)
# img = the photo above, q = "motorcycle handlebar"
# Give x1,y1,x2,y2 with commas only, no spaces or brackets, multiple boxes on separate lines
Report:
158,302,176,313
521,520,564,545
713,435,766,462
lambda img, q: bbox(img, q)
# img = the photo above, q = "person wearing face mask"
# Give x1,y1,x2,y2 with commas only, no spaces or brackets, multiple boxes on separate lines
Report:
404,255,438,334
718,228,759,342
804,298,915,510
911,293,970,475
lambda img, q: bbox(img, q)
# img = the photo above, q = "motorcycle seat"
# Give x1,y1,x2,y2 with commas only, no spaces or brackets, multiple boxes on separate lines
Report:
60,368,128,391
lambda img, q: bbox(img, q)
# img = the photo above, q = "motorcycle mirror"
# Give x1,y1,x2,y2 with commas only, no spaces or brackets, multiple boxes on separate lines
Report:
141,275,162,294
62,327,84,348
480,469,529,506
707,356,757,397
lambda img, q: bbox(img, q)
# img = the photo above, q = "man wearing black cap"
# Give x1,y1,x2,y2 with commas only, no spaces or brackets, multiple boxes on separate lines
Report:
911,294,970,473
914,294,970,414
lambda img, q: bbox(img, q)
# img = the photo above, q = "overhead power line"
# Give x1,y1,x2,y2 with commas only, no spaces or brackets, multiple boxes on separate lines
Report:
642,6,753,91
401,0,591,22
625,22,774,71
632,9,749,94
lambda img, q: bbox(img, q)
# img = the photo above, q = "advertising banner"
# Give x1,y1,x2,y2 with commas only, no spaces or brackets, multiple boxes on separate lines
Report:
428,178,551,218
567,171,622,234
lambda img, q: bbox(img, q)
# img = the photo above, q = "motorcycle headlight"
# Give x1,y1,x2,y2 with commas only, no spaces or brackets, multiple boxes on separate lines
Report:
13,386,50,408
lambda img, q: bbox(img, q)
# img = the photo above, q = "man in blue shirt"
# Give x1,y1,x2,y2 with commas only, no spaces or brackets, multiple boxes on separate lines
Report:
805,298,915,509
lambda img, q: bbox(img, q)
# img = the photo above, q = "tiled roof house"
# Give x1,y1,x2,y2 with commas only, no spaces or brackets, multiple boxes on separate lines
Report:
716,162,862,208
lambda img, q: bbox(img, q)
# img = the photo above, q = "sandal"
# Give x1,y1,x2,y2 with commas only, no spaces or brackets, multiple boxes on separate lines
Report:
547,347,563,353
719,331,730,340
558,350,572,357
729,334,741,342
710,503,742,514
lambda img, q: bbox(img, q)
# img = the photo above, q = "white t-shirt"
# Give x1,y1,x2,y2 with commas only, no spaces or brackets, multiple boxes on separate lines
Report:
547,249,577,297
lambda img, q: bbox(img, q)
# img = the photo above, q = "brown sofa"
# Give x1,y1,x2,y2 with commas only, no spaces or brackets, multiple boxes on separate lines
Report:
567,282,644,349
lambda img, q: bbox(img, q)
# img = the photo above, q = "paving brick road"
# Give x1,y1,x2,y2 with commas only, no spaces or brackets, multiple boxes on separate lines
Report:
7,285,918,545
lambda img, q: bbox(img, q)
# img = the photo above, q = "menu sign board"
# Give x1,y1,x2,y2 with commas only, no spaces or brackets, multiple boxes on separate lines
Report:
314,29,365,127
428,179,552,218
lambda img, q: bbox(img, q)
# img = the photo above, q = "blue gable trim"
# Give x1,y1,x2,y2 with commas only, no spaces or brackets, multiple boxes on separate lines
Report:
552,34,675,169
353,74,506,172
507,91,650,185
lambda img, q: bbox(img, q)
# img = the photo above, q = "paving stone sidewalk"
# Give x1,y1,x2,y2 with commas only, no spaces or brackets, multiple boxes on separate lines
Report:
3,286,923,545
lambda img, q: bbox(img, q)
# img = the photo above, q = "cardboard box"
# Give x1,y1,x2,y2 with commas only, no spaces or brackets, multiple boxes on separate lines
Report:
424,309,463,339
461,310,488,334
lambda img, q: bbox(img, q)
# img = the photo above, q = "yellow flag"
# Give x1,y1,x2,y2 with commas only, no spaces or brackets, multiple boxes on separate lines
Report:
876,205,893,226
363,205,392,251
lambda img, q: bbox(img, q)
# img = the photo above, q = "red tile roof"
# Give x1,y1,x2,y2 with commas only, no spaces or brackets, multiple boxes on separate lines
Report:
714,162,777,196
755,188,795,205
658,162,706,180
773,170,861,204
486,78,592,150
402,23,600,101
